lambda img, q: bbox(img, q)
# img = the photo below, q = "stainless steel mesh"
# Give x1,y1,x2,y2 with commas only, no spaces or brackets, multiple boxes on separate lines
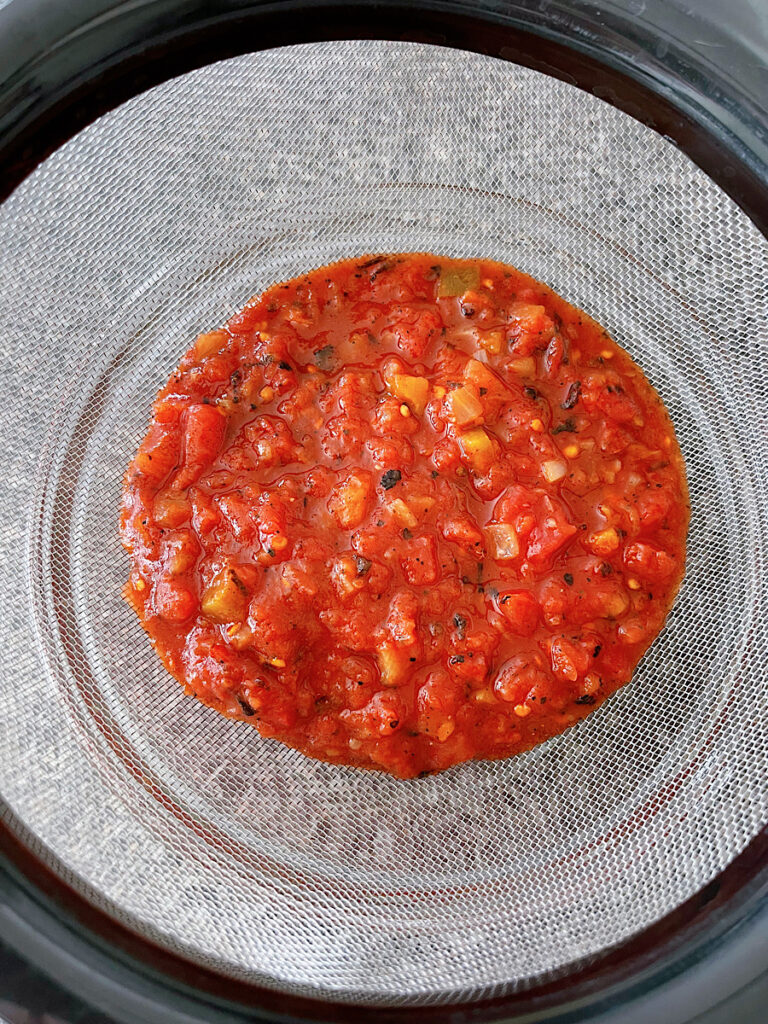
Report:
0,40,766,1006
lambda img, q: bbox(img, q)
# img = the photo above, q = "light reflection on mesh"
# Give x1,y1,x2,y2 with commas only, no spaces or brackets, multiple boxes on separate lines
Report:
0,41,766,1006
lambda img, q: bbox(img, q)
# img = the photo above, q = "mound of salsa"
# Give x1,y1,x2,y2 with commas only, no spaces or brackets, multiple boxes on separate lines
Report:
121,254,688,778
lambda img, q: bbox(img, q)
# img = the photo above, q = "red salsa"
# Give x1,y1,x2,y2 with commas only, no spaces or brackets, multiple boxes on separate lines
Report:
120,254,688,778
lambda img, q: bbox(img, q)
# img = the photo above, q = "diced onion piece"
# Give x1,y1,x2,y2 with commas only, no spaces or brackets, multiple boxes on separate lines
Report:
438,264,480,297
390,374,430,415
331,555,364,598
583,673,600,695
463,358,497,390
328,471,372,529
194,329,228,359
588,526,620,555
388,497,418,529
445,385,484,427
509,302,549,333
280,562,318,597
478,329,504,355
485,523,520,562
458,427,495,473
153,494,191,528
408,494,436,515
601,589,630,617
168,540,197,575
378,645,407,686
381,358,405,389
201,567,249,623
437,721,455,742
508,356,536,376
541,459,567,483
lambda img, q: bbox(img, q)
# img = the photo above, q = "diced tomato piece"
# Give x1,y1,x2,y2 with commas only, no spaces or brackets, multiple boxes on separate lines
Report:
525,495,578,566
417,670,464,736
493,654,552,706
321,414,368,459
547,635,591,683
189,488,219,535
173,404,226,489
154,577,197,622
440,514,484,556
154,493,191,528
400,535,439,586
624,541,677,581
134,425,179,483
636,488,672,528
497,591,540,636
386,590,419,647
342,691,407,738
389,309,443,360
507,303,553,356
245,415,302,467
216,493,257,540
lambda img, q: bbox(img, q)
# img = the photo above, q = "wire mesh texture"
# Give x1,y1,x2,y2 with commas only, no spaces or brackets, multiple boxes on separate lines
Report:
0,40,766,1006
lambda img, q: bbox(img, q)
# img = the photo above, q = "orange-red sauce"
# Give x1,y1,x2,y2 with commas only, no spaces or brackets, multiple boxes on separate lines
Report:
120,254,688,778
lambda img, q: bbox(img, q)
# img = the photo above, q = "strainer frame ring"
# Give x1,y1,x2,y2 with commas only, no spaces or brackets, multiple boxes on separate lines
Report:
0,0,766,1021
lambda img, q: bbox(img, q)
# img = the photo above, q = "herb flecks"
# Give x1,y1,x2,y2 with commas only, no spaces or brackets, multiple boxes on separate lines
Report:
313,344,335,370
380,469,402,490
553,418,577,434
354,555,372,576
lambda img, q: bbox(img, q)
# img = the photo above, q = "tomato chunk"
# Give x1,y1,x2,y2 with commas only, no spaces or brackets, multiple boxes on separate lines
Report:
174,404,226,489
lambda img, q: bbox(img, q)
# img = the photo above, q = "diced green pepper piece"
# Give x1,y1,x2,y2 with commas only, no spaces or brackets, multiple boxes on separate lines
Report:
438,264,480,297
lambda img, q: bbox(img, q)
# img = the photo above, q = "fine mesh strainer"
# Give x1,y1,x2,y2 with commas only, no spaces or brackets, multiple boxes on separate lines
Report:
0,3,767,1021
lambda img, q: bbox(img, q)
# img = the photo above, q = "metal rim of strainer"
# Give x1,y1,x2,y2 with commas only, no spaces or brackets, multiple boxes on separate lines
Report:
0,2,767,1022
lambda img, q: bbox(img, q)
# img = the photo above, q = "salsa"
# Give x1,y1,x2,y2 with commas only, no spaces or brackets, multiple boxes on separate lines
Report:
120,254,688,778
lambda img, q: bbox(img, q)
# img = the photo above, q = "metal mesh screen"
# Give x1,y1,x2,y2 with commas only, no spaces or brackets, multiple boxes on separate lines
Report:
0,41,766,1005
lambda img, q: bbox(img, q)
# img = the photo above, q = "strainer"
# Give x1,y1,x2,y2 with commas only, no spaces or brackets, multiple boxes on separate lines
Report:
0,1,767,1022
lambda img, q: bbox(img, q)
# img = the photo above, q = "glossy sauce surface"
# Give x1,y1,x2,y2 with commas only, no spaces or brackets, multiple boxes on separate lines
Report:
121,255,689,778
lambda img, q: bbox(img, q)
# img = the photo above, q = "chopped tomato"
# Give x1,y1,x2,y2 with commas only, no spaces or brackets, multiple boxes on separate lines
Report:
174,403,226,489
121,254,688,778
497,591,540,637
